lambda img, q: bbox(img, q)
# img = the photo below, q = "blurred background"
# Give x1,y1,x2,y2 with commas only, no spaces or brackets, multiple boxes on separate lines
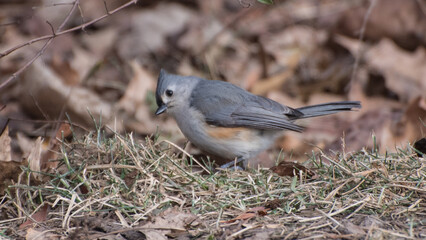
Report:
0,0,425,164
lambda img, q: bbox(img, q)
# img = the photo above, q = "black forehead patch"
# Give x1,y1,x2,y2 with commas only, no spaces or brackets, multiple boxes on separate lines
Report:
155,69,169,107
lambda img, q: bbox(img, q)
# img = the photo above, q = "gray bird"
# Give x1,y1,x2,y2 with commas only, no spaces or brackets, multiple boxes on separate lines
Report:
155,69,361,168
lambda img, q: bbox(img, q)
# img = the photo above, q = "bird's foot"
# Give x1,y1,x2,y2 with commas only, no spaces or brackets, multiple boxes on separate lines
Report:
217,157,245,170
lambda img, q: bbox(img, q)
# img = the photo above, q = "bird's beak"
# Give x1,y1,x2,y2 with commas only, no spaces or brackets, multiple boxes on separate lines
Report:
155,104,167,115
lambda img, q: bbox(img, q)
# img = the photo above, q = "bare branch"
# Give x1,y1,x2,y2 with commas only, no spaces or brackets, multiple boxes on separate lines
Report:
0,0,79,59
347,0,378,91
5,117,89,132
0,0,138,89
104,1,111,15
53,2,75,7
45,21,56,36
0,0,80,89
239,0,253,8
1,36,53,89
416,0,426,17
77,2,86,33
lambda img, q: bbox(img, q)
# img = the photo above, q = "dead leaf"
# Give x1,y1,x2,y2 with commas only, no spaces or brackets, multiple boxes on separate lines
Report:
54,123,72,140
20,204,50,230
20,59,112,126
326,108,391,153
115,61,158,134
41,145,58,171
226,212,257,223
28,137,43,180
69,46,98,84
0,160,26,195
177,17,223,54
337,35,426,102
80,27,118,58
17,133,35,159
41,123,72,170
118,60,154,112
380,97,426,150
16,123,62,172
365,39,426,102
250,68,295,96
327,97,426,153
270,161,315,177
118,3,196,61
261,26,327,67
334,34,364,60
342,220,366,236
0,125,12,162
139,208,198,240
204,36,254,88
50,53,80,86
336,0,426,50
25,227,59,240
222,206,268,224
241,63,263,91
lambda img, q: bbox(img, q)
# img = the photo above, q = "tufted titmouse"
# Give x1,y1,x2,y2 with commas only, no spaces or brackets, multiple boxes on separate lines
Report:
155,69,361,168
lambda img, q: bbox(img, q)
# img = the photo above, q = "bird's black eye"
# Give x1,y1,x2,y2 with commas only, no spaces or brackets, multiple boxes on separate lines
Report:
166,89,173,97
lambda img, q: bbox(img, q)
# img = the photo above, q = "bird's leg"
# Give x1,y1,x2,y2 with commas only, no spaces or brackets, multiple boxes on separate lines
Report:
218,157,245,170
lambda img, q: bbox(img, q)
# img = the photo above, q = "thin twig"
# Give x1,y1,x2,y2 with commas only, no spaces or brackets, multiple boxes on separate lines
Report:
6,117,89,132
198,7,255,56
0,0,138,89
0,0,80,89
159,139,212,174
416,0,426,17
299,196,371,222
347,0,378,91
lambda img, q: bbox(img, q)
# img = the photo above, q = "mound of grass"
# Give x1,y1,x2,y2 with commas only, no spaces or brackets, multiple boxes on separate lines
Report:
0,131,424,239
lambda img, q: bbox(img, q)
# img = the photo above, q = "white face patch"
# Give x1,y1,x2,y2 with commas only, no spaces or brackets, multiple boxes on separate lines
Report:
162,84,177,105
160,78,197,116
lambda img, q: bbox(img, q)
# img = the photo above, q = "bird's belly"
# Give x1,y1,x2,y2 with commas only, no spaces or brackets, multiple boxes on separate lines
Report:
189,125,277,160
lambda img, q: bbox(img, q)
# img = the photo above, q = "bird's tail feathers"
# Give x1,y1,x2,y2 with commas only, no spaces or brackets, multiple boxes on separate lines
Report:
294,101,361,119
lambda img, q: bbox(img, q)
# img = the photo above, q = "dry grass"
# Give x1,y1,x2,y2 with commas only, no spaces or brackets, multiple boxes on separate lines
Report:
0,130,425,239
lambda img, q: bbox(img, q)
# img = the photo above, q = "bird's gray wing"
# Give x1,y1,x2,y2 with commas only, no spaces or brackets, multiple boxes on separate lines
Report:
190,80,304,132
